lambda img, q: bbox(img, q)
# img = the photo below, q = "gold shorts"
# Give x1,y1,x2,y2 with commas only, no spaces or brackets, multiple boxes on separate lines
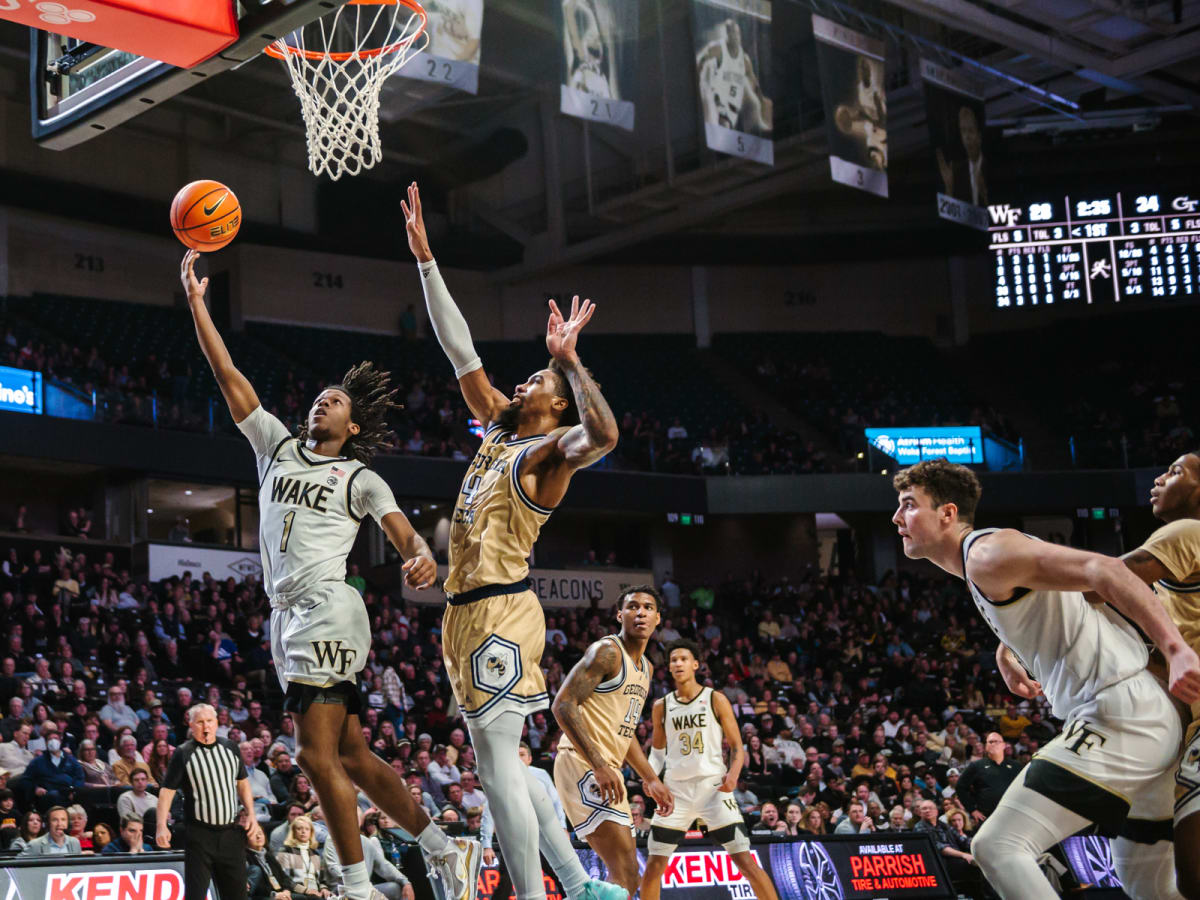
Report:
553,747,631,840
442,588,548,729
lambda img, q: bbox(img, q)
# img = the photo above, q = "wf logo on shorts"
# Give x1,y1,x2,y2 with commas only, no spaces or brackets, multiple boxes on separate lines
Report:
311,640,357,675
1064,719,1107,755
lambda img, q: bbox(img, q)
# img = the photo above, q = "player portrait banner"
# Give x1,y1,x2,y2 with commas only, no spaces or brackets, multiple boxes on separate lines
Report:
558,0,638,131
921,59,989,230
812,14,887,197
691,0,775,165
397,0,484,94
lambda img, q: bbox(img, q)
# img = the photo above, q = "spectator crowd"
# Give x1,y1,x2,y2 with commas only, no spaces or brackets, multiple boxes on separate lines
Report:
0,531,1065,897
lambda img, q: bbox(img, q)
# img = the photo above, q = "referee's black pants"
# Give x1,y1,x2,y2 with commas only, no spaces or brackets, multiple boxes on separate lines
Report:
185,823,248,900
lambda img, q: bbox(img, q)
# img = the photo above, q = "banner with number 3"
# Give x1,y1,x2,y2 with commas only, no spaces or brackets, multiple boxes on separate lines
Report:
559,0,639,132
398,0,485,94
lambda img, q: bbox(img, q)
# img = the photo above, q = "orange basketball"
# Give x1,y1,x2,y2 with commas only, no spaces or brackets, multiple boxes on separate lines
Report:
170,180,241,252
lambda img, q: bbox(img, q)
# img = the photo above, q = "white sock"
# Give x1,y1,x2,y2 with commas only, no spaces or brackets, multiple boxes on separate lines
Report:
341,860,372,900
417,821,453,856
470,713,546,900
523,766,589,899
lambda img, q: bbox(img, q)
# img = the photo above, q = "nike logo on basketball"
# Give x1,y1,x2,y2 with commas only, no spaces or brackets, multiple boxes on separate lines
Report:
203,194,227,216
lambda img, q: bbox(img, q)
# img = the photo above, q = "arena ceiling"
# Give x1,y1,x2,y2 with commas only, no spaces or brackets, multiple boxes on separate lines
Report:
1,0,1199,273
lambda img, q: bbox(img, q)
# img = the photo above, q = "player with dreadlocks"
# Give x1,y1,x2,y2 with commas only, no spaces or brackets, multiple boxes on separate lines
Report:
181,250,481,900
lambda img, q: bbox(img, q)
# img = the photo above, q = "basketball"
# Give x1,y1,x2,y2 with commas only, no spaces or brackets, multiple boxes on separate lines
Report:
170,180,241,251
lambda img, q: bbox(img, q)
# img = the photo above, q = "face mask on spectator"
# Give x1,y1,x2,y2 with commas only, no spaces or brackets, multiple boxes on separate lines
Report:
47,739,61,752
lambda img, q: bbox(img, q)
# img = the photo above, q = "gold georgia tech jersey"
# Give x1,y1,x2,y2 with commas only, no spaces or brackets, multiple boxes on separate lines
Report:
1141,518,1200,680
445,424,553,596
559,636,651,769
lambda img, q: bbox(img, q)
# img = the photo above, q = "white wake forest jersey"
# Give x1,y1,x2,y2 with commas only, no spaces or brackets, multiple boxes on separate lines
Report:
237,407,401,606
962,529,1148,719
558,636,651,769
709,40,746,118
663,686,726,782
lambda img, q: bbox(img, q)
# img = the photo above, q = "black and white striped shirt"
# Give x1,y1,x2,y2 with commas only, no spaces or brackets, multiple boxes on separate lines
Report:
162,737,248,827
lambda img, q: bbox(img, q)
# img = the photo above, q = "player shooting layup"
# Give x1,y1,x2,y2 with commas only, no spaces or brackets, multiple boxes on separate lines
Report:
639,640,778,900
402,183,627,900
892,459,1200,900
180,252,479,900
551,586,673,897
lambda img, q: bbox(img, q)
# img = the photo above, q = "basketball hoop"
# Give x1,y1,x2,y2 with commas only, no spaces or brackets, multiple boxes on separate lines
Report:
265,0,428,180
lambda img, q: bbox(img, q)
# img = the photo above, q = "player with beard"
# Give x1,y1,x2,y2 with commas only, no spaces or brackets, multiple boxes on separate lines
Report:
892,459,1200,900
402,183,626,900
552,587,673,897
181,251,479,900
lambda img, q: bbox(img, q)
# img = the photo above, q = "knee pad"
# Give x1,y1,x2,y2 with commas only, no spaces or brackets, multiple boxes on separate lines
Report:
648,825,686,858
711,822,750,855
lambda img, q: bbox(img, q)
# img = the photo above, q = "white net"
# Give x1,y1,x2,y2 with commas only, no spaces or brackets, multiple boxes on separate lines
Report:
268,1,428,180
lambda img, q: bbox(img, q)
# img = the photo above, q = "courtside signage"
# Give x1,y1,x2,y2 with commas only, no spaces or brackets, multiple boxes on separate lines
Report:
0,365,43,414
865,426,985,465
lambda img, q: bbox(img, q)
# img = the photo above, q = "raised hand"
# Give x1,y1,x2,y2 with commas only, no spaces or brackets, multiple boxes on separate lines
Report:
180,250,208,300
546,295,596,363
400,182,433,263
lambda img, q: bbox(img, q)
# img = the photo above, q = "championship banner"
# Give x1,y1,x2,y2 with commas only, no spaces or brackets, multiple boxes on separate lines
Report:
691,0,775,164
398,0,484,93
558,0,638,131
812,14,887,197
400,564,654,608
921,59,988,230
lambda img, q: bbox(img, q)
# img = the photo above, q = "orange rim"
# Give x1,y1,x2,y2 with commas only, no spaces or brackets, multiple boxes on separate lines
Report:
263,0,426,62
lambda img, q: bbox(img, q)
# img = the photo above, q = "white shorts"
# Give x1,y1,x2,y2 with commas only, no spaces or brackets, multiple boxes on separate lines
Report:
648,775,747,854
1021,669,1181,837
270,581,370,691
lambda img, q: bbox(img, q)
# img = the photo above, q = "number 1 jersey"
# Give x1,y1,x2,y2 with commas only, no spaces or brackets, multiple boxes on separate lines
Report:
237,407,400,607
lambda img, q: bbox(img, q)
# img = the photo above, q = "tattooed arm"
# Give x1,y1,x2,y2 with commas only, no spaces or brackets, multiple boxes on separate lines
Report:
551,638,626,805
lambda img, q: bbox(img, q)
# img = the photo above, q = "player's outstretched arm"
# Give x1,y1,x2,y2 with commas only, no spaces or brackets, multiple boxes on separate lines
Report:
712,691,744,792
181,250,259,423
379,512,437,590
624,740,673,816
400,182,509,427
548,296,619,470
968,530,1200,703
551,639,625,805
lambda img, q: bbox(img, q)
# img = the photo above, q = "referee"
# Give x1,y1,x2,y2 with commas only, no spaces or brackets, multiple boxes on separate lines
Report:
156,703,262,900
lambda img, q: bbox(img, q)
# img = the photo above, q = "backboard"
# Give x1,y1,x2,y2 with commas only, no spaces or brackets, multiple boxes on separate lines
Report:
31,0,353,150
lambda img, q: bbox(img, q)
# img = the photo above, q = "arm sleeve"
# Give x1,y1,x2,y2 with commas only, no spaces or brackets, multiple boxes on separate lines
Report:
417,259,482,378
236,406,292,460
1139,519,1200,582
351,470,402,525
162,747,187,791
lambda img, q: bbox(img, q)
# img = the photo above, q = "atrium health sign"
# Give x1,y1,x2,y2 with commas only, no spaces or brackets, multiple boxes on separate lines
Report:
865,426,984,464
0,364,42,414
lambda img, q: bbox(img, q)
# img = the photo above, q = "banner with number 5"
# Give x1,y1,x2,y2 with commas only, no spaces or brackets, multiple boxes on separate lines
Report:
559,0,638,131
691,0,774,165
398,0,484,94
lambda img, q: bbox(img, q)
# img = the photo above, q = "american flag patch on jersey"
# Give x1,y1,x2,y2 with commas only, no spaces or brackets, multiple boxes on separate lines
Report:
330,465,346,477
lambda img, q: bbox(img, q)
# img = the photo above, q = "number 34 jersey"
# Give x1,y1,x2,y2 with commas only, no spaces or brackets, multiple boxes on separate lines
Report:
664,686,726,782
237,407,400,607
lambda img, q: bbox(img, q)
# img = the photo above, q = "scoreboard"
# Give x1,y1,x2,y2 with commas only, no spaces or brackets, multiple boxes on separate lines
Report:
987,191,1200,307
